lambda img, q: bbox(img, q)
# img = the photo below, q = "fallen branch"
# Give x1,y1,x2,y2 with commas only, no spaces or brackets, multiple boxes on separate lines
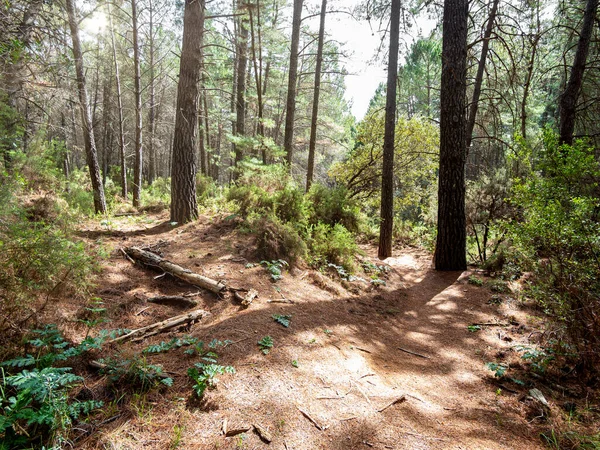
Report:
398,347,429,359
297,406,327,430
110,309,210,344
225,426,252,437
471,322,510,327
124,246,226,294
234,289,258,307
253,423,272,443
377,395,406,413
147,295,199,308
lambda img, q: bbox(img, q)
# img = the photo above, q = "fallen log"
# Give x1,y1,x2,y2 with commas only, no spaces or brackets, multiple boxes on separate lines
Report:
110,309,210,344
147,295,199,308
124,246,226,294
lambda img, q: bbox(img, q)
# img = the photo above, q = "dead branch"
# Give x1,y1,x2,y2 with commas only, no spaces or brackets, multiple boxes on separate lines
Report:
377,395,407,413
234,289,258,307
398,347,430,359
297,406,327,430
253,423,273,443
110,309,210,344
123,246,226,294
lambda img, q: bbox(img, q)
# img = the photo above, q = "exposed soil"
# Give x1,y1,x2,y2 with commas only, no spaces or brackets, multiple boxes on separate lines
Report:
45,211,586,449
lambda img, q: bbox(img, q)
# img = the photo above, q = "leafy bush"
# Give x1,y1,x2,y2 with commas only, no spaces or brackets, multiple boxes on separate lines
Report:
0,325,107,448
0,183,97,333
309,223,359,271
306,184,361,233
140,176,171,210
98,353,173,391
253,215,306,266
508,131,600,375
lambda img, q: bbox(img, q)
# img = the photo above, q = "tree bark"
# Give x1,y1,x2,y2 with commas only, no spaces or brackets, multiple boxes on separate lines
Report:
283,0,303,169
65,0,107,214
559,0,598,145
147,0,157,185
434,0,468,270
249,1,266,163
170,0,205,223
377,0,401,260
306,0,327,192
234,11,249,171
107,0,128,199
131,0,143,206
465,0,498,153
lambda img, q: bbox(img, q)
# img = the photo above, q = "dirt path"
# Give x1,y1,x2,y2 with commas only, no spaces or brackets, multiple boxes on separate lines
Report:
65,213,545,449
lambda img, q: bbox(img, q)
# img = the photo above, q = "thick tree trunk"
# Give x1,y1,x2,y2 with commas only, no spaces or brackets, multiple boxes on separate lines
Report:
377,0,401,260
170,0,205,223
65,0,107,214
234,13,249,171
283,0,303,169
559,0,598,145
147,0,157,185
434,0,468,270
465,0,498,153
131,0,143,206
306,0,327,192
107,1,128,199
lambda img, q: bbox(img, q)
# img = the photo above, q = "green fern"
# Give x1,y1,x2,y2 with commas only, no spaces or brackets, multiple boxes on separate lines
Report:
272,314,292,328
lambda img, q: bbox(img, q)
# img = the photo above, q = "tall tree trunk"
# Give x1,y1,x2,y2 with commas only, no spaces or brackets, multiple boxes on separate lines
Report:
377,0,401,260
203,75,211,177
434,0,468,270
131,0,143,207
147,0,157,185
198,60,207,176
233,12,249,171
465,0,498,154
170,0,205,223
108,0,128,198
283,0,303,169
249,1,266,163
65,0,107,214
559,0,598,145
306,0,327,192
101,74,112,186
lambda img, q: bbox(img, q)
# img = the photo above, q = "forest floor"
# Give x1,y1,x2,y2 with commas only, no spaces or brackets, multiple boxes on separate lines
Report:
48,210,588,449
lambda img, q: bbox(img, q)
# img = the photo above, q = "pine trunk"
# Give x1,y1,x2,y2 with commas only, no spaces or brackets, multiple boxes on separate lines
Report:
170,0,205,223
377,0,401,260
131,0,143,206
559,0,598,145
434,0,468,270
283,0,303,169
65,0,107,214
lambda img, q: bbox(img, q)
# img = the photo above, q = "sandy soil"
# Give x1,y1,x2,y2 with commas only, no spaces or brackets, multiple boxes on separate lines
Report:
55,212,559,449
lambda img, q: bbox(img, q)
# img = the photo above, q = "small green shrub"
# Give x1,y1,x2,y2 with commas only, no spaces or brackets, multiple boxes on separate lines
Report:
261,259,289,281
258,336,273,355
0,325,107,448
253,215,306,266
98,353,173,391
306,184,362,233
188,361,235,398
467,275,483,287
272,314,292,328
309,223,359,271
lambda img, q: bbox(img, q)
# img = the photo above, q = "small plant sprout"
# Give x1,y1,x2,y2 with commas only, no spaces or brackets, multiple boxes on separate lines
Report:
258,336,274,354
261,259,289,281
272,314,292,327
323,329,333,336
291,359,299,368
467,325,481,332
467,275,484,286
486,362,508,378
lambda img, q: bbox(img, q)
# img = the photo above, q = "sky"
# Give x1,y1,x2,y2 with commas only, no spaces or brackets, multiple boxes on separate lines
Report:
82,0,436,121
302,0,437,120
